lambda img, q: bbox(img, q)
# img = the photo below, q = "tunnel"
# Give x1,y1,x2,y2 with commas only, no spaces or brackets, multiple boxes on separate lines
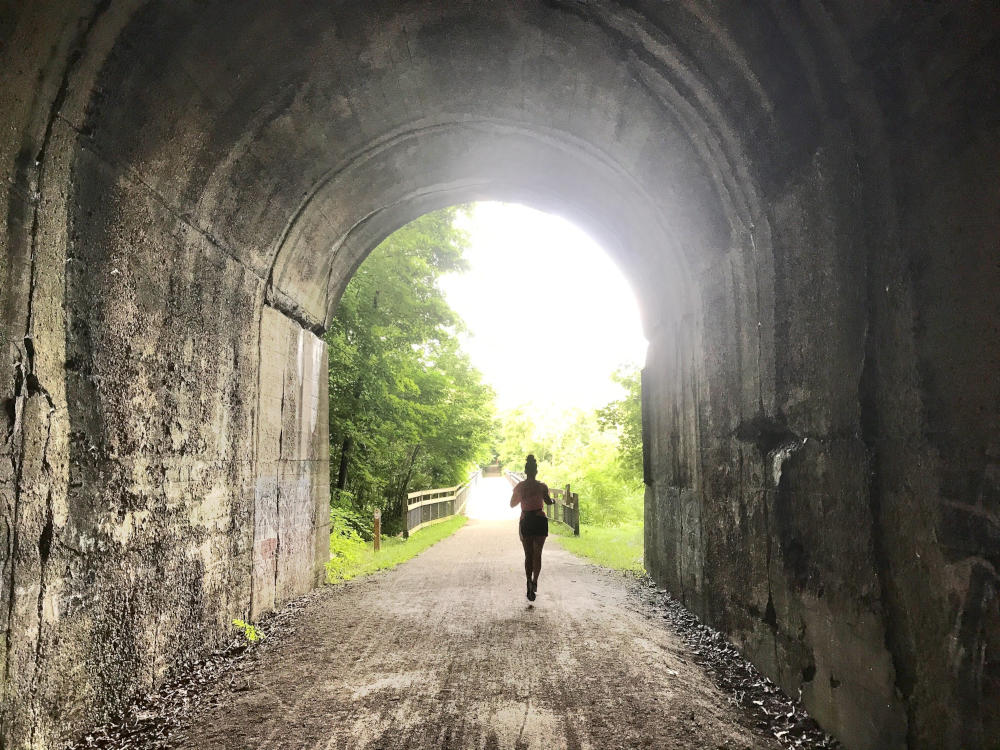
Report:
1,2,998,748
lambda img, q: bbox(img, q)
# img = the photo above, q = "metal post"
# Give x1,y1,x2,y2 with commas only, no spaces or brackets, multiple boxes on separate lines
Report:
374,508,381,551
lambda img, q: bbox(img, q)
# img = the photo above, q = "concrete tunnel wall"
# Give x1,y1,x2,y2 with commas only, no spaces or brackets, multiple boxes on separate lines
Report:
1,2,997,748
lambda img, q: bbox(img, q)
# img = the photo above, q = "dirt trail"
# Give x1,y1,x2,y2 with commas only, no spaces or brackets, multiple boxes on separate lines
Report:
176,482,778,750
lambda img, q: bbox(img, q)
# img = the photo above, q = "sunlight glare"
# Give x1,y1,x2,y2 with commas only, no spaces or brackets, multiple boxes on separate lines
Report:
441,202,648,412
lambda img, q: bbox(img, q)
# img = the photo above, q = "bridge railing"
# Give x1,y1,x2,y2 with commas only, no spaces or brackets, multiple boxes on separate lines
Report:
506,471,580,535
405,470,481,534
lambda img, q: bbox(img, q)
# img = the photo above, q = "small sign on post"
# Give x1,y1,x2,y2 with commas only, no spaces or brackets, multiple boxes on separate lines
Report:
373,508,381,551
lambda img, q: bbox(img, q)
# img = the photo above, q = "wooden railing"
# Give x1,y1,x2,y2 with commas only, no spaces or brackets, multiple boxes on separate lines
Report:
506,471,580,535
405,471,480,534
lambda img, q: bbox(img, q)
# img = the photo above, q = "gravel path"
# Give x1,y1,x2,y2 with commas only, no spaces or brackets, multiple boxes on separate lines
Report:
169,505,781,750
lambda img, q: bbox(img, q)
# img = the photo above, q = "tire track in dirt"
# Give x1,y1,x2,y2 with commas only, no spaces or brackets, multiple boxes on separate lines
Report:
173,517,779,750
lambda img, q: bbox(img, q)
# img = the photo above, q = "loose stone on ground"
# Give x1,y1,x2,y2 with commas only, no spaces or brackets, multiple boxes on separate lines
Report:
69,515,836,750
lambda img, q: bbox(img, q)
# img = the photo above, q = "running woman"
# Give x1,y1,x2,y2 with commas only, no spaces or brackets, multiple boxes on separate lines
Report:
509,454,553,601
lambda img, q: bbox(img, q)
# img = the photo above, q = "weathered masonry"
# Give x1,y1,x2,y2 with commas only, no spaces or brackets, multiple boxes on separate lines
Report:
1,2,997,748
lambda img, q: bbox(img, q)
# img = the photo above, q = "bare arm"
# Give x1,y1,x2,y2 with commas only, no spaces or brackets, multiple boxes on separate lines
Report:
509,487,519,508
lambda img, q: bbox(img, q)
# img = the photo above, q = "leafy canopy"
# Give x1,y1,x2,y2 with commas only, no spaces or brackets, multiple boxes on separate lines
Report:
496,364,643,527
326,208,496,534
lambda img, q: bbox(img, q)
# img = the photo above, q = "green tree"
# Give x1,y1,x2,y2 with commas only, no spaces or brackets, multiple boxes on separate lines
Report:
497,365,645,527
596,365,642,477
495,405,553,470
326,208,495,533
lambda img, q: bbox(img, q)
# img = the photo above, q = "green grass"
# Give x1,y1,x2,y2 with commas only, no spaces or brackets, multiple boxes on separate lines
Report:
325,515,468,583
550,520,645,574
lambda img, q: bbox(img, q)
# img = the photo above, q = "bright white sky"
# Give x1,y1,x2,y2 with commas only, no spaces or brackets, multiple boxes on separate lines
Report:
440,202,647,412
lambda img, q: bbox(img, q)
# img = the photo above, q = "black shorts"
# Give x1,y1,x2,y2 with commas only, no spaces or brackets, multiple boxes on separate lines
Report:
519,513,548,538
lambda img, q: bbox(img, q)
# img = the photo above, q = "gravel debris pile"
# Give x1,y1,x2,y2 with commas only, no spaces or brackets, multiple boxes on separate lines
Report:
64,591,322,750
634,578,841,750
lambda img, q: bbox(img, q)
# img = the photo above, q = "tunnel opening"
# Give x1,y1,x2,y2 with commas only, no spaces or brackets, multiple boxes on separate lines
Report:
2,2,998,749
322,200,648,563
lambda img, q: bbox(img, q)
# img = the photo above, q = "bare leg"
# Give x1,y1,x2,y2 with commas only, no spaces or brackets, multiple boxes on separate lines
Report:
531,537,546,587
520,537,533,582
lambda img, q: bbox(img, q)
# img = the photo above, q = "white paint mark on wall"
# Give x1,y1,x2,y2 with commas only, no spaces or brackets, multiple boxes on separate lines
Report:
296,327,305,380
310,338,323,436
771,438,807,487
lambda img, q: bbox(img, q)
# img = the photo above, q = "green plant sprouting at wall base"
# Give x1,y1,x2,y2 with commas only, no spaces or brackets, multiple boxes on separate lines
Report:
232,618,263,643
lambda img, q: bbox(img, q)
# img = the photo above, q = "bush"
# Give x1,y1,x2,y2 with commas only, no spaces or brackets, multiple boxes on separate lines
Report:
326,515,467,583
326,507,369,580
330,504,374,541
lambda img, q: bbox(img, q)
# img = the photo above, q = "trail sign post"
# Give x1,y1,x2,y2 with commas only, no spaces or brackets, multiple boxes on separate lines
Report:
373,508,381,551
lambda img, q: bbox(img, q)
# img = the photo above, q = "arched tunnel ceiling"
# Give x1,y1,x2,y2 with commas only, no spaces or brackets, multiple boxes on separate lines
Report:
270,121,691,331
76,0,772,334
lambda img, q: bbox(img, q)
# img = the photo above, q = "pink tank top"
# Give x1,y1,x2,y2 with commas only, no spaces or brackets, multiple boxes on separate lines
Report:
512,479,549,516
